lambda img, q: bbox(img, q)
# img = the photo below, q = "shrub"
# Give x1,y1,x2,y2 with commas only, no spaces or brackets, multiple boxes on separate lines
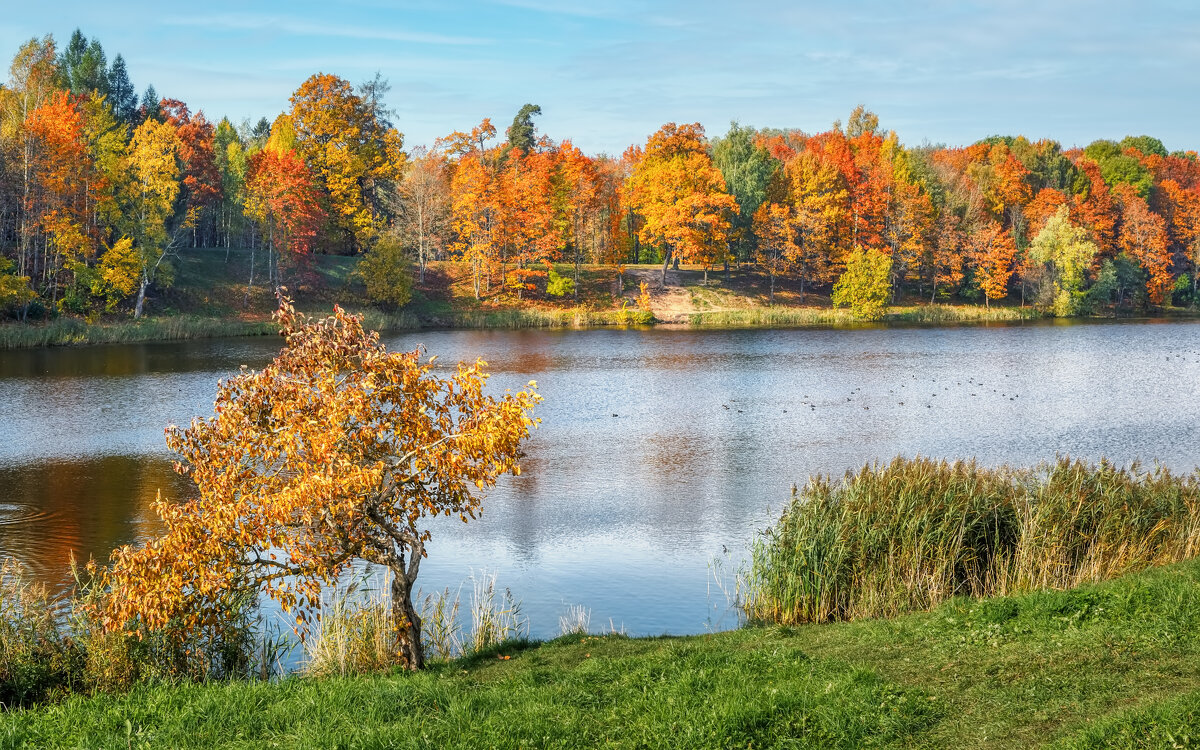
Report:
831,246,891,320
356,234,414,308
546,265,575,297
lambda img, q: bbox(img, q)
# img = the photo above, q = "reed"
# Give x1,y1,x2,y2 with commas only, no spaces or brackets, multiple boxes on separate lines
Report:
0,316,278,349
688,304,1040,328
0,560,82,708
468,570,528,653
303,570,527,676
557,604,592,636
744,456,1200,625
304,577,402,679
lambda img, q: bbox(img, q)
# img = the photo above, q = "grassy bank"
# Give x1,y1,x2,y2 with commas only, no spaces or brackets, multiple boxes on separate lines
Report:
0,315,280,349
13,249,1196,349
686,303,1042,328
3,559,1198,748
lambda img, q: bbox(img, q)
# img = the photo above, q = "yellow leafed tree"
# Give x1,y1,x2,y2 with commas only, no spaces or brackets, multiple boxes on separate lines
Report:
91,299,541,671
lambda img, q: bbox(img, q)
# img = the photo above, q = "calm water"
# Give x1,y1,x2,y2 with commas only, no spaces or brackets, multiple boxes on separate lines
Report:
3,320,1200,638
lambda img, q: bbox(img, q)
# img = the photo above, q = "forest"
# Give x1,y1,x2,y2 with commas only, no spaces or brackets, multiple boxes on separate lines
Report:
3,29,1200,324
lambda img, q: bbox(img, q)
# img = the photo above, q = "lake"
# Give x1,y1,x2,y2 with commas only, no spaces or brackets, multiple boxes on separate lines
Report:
3,319,1200,640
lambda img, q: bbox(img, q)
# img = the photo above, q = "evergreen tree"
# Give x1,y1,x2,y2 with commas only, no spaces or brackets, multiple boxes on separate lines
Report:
139,84,161,122
106,54,137,123
58,29,108,94
505,103,541,155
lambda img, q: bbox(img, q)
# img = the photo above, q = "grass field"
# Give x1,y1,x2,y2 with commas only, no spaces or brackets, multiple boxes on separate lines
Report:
2,559,1198,748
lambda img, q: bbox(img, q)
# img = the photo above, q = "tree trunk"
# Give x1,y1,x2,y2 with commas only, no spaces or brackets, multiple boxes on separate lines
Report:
660,248,672,288
134,274,148,319
390,567,425,671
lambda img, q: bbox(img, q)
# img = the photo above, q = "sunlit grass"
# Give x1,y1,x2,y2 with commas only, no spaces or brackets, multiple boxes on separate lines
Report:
4,559,1200,747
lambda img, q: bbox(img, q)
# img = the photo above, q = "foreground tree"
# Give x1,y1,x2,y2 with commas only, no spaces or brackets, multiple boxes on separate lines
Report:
92,300,541,671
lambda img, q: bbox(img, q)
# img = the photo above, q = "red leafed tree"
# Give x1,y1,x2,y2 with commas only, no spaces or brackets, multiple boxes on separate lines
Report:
162,99,220,244
1114,184,1173,304
1071,159,1118,258
245,147,325,290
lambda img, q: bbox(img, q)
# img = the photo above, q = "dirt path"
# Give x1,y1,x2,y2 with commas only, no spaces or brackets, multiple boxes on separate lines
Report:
623,268,697,323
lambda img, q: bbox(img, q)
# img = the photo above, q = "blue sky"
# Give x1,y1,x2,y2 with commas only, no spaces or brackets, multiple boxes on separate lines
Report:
5,1,1199,154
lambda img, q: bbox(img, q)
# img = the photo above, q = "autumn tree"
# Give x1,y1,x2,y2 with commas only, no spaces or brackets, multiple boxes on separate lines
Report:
832,246,892,320
784,149,850,296
289,73,405,250
1114,183,1172,304
446,142,497,299
7,35,58,283
162,99,220,246
24,90,97,305
1028,205,1099,316
120,117,188,317
92,300,541,671
753,202,795,303
626,123,737,286
393,148,449,283
968,221,1017,308
244,146,325,292
930,210,965,302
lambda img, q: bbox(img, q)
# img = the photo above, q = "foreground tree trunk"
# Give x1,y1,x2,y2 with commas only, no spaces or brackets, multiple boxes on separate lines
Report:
389,557,425,671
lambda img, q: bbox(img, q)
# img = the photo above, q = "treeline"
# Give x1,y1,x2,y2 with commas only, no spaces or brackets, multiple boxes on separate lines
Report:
3,30,1200,322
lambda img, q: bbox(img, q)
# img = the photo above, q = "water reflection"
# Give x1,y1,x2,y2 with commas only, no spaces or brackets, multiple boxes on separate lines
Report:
2,321,1200,637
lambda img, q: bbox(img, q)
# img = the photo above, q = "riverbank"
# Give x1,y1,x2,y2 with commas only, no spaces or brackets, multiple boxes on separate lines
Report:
5,248,1200,350
3,559,1198,748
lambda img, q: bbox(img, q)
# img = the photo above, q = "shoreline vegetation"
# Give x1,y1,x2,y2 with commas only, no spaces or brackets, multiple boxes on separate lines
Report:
5,251,1199,351
4,455,1200,746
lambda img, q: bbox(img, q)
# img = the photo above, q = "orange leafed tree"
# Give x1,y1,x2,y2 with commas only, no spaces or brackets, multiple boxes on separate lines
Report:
626,123,737,285
91,299,541,671
25,90,99,300
969,221,1017,307
1114,184,1173,304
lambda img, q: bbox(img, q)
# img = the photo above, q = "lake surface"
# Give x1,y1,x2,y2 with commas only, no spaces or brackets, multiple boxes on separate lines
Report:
3,320,1200,640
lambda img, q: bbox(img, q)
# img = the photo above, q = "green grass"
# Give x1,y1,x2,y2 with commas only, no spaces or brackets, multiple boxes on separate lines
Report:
3,560,1199,748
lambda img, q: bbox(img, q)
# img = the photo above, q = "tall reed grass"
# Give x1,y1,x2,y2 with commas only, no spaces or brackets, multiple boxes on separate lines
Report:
688,304,1040,328
0,560,81,707
0,316,278,349
303,570,528,677
744,456,1200,625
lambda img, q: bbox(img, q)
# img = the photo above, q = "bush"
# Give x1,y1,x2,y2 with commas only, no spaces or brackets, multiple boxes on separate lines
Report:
356,235,414,308
831,246,891,320
546,265,575,297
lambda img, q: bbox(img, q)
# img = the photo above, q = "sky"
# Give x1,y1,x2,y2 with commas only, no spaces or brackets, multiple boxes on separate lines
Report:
4,0,1200,154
